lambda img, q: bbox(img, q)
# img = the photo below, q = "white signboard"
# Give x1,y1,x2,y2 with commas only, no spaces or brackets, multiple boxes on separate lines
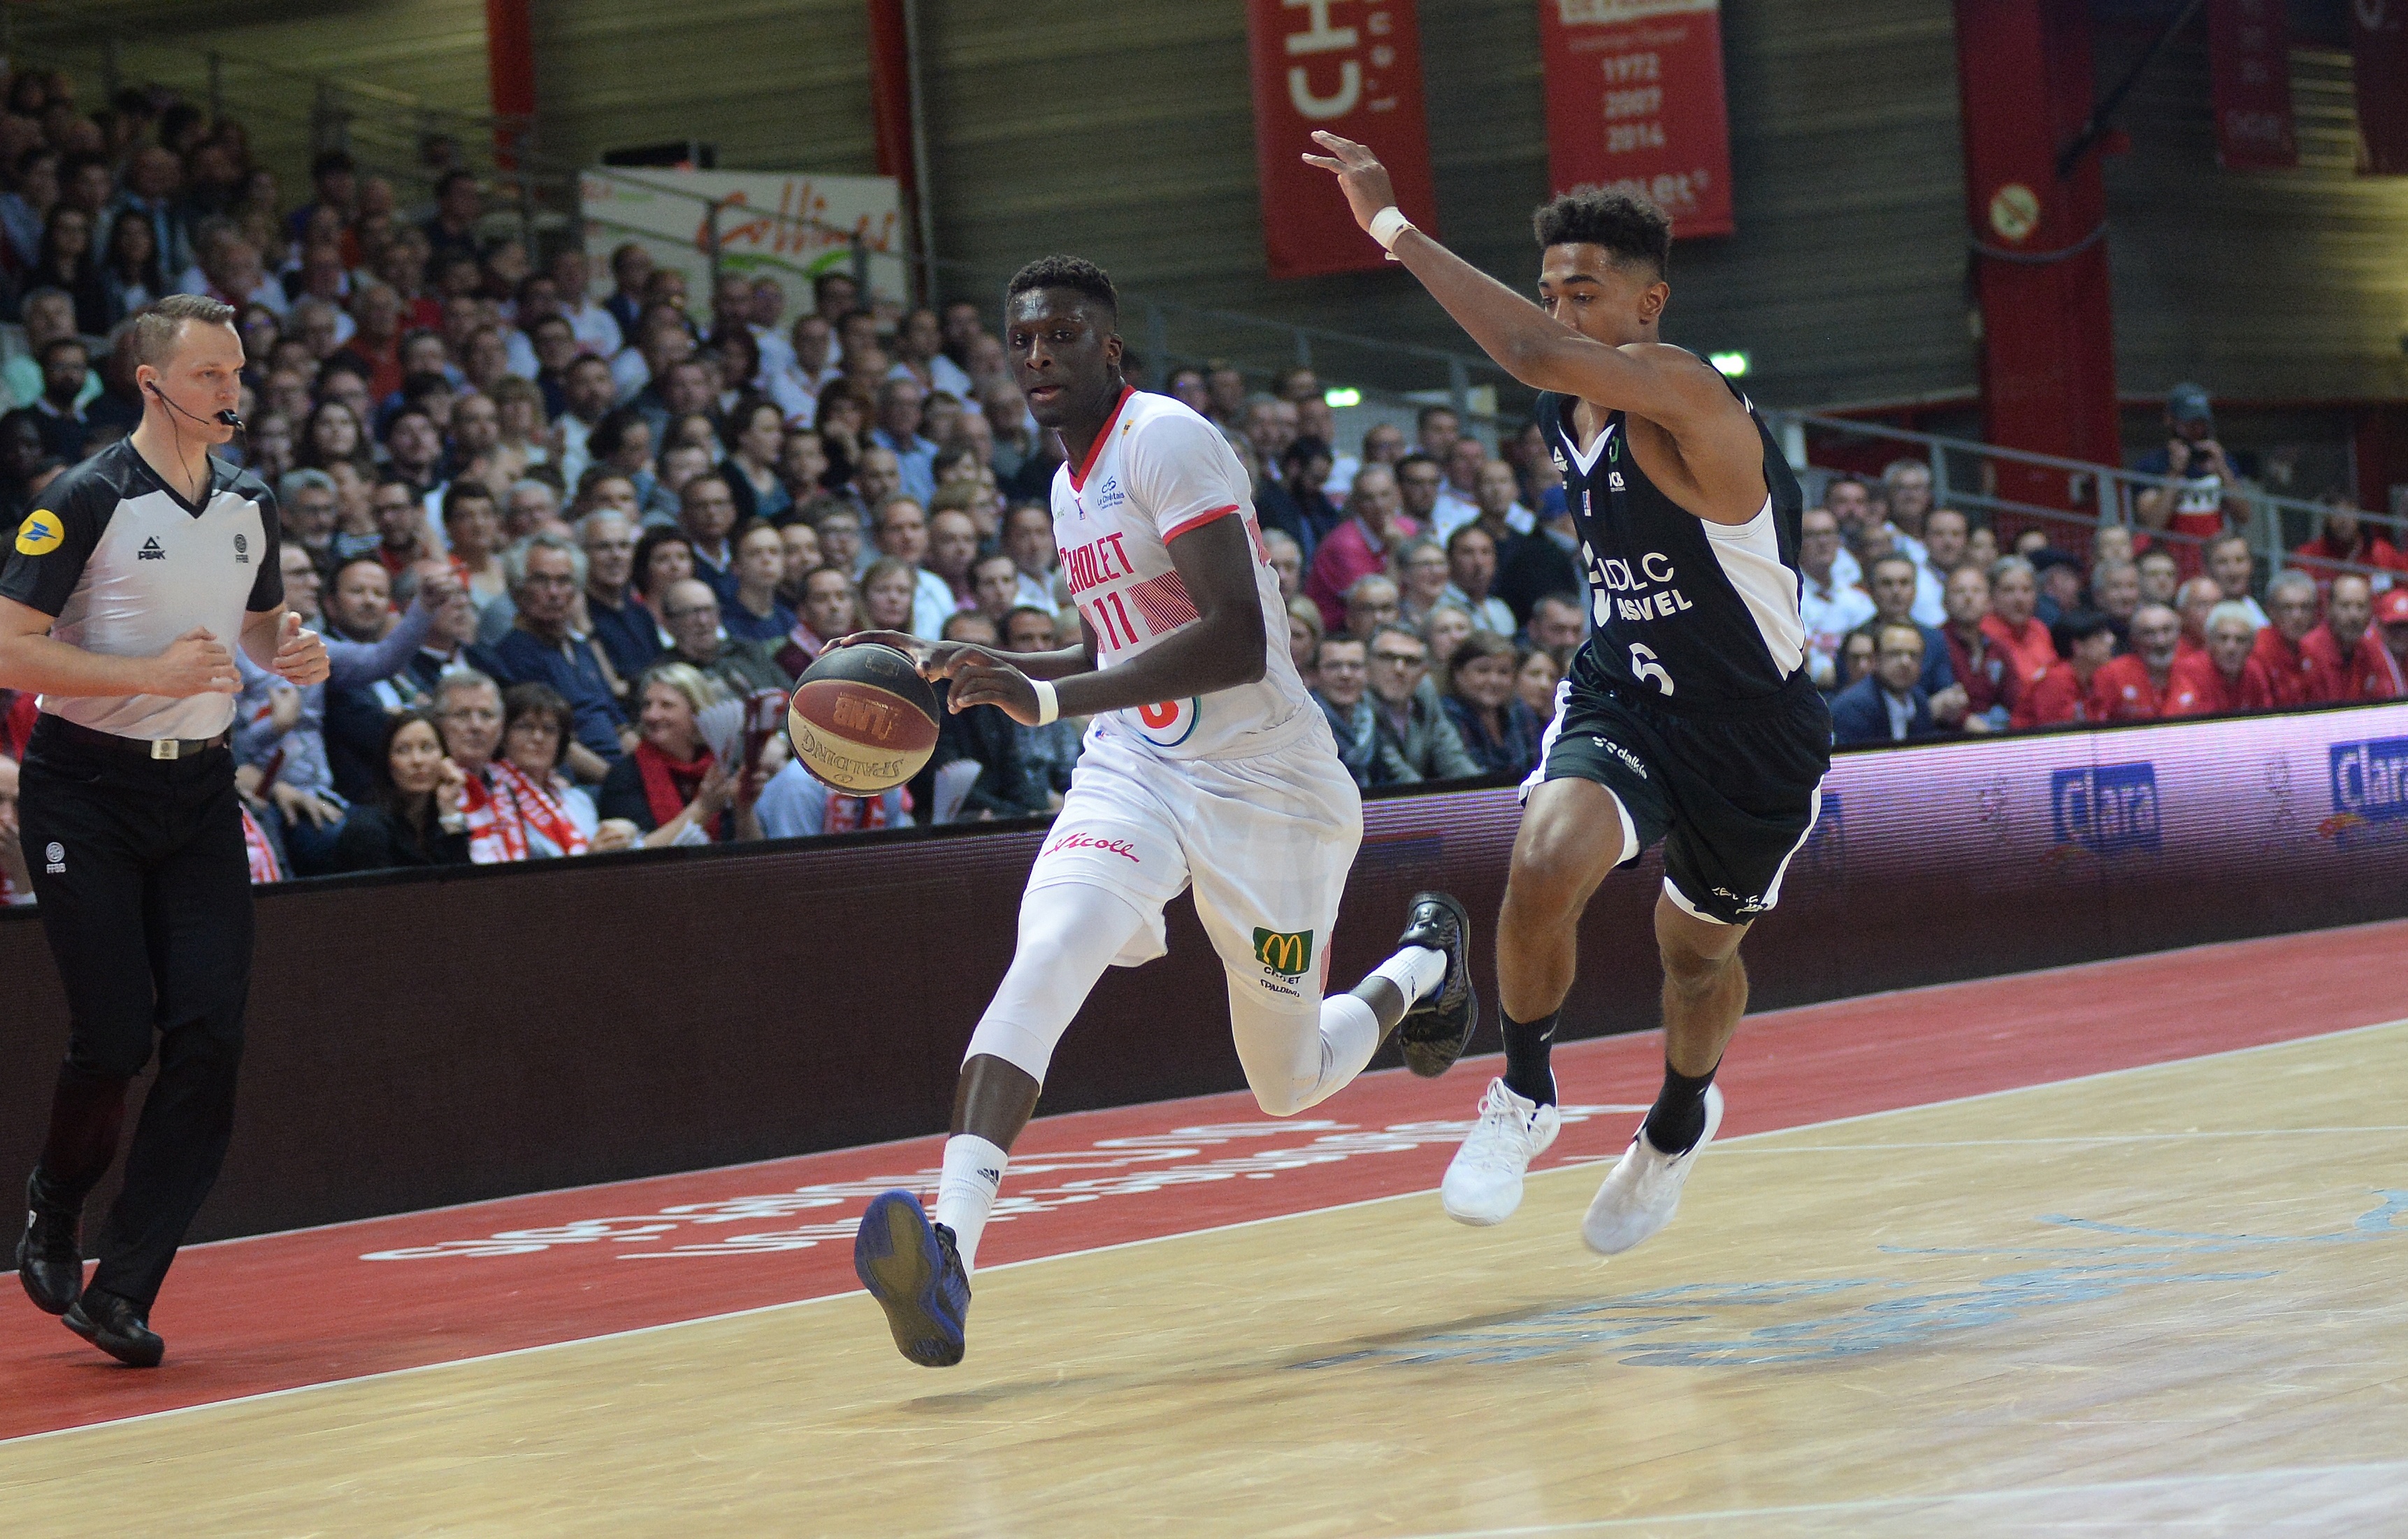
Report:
577,167,909,326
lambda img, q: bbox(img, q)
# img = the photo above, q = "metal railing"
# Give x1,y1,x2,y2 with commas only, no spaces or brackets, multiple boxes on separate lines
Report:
1768,410,2406,582
2,1,572,250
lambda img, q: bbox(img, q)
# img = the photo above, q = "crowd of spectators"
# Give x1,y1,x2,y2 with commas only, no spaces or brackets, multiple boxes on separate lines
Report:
0,71,2400,898
1813,450,2406,746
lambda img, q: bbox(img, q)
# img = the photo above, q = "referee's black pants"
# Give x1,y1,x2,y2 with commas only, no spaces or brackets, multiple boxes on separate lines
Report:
19,718,253,1308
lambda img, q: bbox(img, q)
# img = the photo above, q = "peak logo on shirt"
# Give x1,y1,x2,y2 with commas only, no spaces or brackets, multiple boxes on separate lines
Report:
138,535,167,562
14,510,62,556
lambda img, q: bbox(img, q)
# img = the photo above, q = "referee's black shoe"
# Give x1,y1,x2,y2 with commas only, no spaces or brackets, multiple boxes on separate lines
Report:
1393,890,1478,1078
64,1288,164,1368
16,1176,85,1316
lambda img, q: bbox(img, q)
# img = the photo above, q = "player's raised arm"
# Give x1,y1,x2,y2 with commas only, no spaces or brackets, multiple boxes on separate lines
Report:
1301,132,1749,451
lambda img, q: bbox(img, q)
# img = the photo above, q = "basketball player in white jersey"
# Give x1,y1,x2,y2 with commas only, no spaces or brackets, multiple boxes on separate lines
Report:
837,256,1478,1368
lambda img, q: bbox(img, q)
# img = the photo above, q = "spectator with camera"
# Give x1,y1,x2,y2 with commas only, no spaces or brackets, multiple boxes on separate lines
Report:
2133,384,2248,558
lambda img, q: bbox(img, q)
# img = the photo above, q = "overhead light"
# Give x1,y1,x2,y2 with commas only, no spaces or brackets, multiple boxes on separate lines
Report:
1709,351,1750,377
1323,386,1362,407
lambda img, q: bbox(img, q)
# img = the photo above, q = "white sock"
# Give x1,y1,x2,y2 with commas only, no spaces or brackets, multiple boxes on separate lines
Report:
1315,993,1384,1097
932,1134,1008,1274
1370,943,1450,1009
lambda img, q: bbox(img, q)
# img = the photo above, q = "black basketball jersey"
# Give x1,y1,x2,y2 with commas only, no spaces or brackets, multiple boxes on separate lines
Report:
1538,370,1808,711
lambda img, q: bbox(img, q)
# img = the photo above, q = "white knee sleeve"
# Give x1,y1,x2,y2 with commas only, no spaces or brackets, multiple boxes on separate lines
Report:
962,882,1151,1083
1230,990,1383,1118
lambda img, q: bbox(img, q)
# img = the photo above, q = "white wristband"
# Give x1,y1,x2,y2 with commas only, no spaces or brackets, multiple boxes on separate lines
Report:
1031,678,1060,726
1367,206,1415,256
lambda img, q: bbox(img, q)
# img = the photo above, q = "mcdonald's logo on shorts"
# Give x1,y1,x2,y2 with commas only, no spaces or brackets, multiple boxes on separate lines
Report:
1252,927,1314,978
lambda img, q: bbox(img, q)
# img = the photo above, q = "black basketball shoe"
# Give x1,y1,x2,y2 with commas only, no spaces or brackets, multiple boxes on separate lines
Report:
1392,890,1478,1078
17,1175,85,1316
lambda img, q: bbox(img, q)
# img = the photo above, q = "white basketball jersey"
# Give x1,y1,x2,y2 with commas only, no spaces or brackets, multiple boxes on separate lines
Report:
1048,389,1318,762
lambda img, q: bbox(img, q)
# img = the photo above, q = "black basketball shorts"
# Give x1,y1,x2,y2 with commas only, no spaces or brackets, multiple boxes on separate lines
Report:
1524,647,1832,926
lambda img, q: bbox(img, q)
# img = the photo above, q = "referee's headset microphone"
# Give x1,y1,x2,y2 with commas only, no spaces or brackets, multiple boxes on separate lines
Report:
145,379,244,432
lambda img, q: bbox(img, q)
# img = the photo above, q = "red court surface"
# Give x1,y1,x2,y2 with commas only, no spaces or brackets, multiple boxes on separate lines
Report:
6,919,2404,1442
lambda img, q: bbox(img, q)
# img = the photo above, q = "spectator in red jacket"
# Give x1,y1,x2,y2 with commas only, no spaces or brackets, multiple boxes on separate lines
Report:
2168,601,2280,715
1938,564,2014,732
2291,498,2406,598
2300,572,2405,702
2088,603,2182,721
2377,587,2408,681
2011,610,2118,729
2248,570,2323,707
1982,556,2056,690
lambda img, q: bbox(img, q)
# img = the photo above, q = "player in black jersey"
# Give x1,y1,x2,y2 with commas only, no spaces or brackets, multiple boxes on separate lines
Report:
1306,134,1830,1250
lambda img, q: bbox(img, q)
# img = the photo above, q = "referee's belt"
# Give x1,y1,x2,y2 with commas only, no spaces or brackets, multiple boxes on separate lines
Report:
41,716,231,761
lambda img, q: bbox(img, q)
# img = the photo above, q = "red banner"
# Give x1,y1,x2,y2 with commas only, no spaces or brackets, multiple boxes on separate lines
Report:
1246,0,1440,280
2355,0,2408,175
2207,0,2297,169
1537,0,1733,238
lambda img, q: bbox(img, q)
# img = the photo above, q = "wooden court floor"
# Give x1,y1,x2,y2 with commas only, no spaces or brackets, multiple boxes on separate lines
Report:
6,1018,2405,1536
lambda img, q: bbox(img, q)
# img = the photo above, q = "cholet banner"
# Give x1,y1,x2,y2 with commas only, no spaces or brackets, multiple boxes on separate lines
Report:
577,168,910,328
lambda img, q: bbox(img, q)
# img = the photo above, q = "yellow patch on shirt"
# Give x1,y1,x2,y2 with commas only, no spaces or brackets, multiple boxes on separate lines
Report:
14,510,62,556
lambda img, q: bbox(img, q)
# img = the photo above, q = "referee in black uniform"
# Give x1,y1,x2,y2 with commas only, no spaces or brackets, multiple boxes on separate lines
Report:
0,294,326,1366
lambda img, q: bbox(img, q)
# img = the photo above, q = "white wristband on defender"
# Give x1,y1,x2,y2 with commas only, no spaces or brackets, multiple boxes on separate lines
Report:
1031,678,1060,726
1368,206,1415,252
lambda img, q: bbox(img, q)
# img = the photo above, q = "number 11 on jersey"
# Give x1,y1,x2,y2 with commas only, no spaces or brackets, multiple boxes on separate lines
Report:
1085,591,1140,651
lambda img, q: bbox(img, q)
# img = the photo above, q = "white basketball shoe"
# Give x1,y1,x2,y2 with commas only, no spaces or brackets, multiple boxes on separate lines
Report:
1580,1085,1724,1256
1441,1078,1562,1226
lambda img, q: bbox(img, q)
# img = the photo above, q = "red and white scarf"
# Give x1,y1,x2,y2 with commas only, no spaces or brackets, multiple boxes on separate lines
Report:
239,805,282,884
635,739,718,838
462,760,591,862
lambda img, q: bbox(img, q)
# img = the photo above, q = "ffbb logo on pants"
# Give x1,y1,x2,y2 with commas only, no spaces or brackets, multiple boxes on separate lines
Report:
1253,927,1313,978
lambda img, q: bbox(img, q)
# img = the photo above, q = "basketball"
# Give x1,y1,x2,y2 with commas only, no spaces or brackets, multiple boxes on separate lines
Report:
787,643,944,793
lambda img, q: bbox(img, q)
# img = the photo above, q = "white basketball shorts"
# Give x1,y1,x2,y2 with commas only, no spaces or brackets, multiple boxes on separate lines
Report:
1024,725,1364,1014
